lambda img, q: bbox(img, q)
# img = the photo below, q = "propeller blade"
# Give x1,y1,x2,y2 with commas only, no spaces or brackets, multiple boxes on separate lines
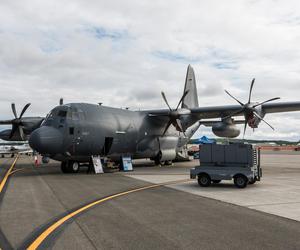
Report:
224,90,244,106
253,97,280,108
148,113,169,117
222,108,245,120
11,103,17,119
175,118,188,137
9,125,18,139
19,103,31,119
18,126,25,140
174,118,184,132
162,120,172,136
175,90,189,110
161,92,172,111
253,112,275,130
243,120,247,139
0,120,13,125
248,78,255,103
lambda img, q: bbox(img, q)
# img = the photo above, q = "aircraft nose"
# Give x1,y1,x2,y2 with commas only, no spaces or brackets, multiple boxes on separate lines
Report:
29,126,63,154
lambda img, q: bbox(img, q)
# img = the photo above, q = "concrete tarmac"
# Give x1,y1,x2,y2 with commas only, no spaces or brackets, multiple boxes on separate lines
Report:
128,151,300,221
0,153,299,249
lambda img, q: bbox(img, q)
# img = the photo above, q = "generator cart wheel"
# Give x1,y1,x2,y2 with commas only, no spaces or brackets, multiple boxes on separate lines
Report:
234,175,248,188
212,180,221,184
198,173,211,187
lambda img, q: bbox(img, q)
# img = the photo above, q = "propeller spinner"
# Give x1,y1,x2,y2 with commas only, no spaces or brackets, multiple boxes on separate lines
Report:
160,90,190,136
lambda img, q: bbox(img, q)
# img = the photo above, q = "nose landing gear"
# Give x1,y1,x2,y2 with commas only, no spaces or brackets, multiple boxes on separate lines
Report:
61,161,80,173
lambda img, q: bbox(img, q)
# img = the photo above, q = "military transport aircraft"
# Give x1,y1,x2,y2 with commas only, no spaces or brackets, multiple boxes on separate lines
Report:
16,65,298,173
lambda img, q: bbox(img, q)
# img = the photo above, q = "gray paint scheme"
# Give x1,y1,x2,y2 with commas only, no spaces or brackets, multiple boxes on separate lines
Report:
19,65,300,166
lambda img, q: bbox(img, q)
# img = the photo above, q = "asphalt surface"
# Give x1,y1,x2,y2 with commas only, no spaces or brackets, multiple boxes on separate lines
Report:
0,155,299,249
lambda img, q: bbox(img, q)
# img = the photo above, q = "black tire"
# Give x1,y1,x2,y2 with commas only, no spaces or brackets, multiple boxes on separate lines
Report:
164,160,173,166
212,180,221,184
197,173,211,187
61,162,69,173
68,161,79,173
249,178,257,185
154,152,163,166
234,175,248,188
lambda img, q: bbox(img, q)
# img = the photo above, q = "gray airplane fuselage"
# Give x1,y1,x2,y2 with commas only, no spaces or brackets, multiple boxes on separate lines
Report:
29,103,198,163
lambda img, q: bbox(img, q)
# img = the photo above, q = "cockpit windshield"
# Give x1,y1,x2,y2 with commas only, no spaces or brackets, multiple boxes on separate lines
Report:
68,107,85,121
42,106,85,126
43,108,69,126
58,110,67,117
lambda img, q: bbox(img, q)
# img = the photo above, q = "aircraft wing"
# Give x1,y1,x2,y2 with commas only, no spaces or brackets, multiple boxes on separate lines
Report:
259,102,300,114
189,105,243,119
189,102,300,119
146,102,300,119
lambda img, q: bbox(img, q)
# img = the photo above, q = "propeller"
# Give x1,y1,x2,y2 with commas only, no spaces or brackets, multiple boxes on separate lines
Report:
160,90,190,136
224,78,280,138
0,103,31,140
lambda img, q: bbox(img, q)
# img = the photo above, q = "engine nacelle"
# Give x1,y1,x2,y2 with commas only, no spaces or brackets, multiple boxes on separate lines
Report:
212,122,240,138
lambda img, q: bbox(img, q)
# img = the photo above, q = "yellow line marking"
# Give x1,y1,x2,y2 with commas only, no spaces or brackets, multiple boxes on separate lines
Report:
0,156,18,193
27,179,190,250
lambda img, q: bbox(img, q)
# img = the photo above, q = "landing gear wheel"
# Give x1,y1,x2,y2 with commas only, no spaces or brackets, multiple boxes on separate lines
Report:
154,152,163,166
68,161,79,173
212,180,221,184
61,162,69,173
234,175,248,188
197,173,211,187
249,178,257,185
164,160,173,166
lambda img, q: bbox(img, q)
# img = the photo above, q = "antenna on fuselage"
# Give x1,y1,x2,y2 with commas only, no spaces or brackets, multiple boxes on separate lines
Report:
59,98,64,105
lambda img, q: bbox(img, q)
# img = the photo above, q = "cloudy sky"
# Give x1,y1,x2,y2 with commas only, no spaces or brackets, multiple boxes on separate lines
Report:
0,0,300,141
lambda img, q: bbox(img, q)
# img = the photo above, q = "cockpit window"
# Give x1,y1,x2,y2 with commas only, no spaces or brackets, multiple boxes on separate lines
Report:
43,108,68,126
71,112,80,120
69,111,85,121
42,106,84,127
58,110,67,117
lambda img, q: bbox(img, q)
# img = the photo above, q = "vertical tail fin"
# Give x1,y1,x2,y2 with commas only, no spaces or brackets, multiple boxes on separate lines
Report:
181,65,199,109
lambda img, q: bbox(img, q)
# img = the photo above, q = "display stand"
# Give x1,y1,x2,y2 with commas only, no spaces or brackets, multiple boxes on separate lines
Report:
120,156,133,171
91,155,104,174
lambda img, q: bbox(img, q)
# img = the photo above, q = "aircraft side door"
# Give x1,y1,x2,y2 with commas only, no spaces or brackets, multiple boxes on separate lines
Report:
67,110,89,155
